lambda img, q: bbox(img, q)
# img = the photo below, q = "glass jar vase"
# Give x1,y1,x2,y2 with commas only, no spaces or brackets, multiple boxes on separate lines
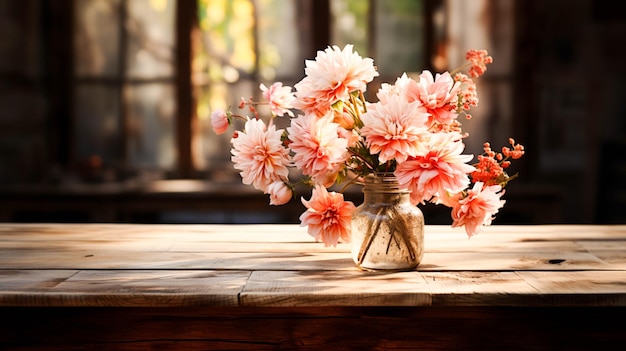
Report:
351,173,424,271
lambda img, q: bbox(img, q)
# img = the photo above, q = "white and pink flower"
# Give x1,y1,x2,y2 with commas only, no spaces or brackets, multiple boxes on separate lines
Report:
360,95,430,164
376,73,421,105
230,118,291,192
294,44,379,116
287,113,349,186
260,82,295,117
415,71,461,126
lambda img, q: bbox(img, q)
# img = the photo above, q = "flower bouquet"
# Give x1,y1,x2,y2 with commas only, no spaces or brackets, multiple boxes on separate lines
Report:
211,44,524,268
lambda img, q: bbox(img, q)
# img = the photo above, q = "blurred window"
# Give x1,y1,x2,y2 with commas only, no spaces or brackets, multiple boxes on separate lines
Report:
67,0,432,182
195,0,303,175
332,0,429,79
198,0,433,180
73,0,176,180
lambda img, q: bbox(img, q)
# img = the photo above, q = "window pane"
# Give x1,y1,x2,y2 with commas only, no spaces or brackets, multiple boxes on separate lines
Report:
126,0,176,79
196,0,302,174
331,0,426,80
257,0,301,80
0,0,46,184
126,83,176,170
331,0,369,55
0,0,41,78
73,84,121,163
374,0,425,78
74,0,121,77
196,0,257,91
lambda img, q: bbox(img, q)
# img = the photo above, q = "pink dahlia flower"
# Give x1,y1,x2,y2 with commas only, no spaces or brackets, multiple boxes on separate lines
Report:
231,118,291,192
293,79,333,117
376,73,421,105
451,182,505,238
394,132,475,205
260,82,295,117
416,70,461,126
287,113,349,186
360,95,430,164
300,185,356,247
294,44,379,116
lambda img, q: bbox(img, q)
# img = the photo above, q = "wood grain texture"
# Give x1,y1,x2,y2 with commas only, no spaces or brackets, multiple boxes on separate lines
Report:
1,223,626,307
1,224,626,350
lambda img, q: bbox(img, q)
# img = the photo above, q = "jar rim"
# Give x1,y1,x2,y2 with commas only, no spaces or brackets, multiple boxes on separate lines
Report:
362,172,410,193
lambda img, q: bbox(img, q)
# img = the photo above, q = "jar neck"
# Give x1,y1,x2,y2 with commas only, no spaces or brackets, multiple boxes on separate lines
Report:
362,173,410,203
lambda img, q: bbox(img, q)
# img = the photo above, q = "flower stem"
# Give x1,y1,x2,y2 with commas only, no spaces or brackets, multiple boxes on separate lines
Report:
348,148,377,172
357,197,417,265
448,62,472,76
357,206,386,265
388,207,417,261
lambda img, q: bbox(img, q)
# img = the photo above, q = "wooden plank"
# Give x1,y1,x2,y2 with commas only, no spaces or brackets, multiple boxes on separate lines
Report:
0,242,618,273
1,223,626,309
418,251,613,271
0,270,249,307
2,248,612,272
0,269,78,290
0,250,355,270
517,271,626,306
414,272,584,307
241,270,431,306
422,271,536,292
585,250,626,269
519,271,626,293
4,270,623,308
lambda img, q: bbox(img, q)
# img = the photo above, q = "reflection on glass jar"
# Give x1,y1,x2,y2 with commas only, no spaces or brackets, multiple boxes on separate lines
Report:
351,173,424,271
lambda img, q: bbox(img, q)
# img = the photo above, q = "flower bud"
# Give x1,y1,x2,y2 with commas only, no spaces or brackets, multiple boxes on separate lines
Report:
333,110,355,129
210,109,229,135
267,181,293,205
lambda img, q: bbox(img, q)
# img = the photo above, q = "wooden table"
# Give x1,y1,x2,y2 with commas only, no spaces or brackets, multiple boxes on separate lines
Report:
1,223,625,350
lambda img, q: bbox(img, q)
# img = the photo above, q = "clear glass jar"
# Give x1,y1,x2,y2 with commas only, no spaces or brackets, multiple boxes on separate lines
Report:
351,173,424,271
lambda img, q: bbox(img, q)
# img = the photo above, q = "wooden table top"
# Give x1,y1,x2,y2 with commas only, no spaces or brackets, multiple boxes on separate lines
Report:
1,223,625,308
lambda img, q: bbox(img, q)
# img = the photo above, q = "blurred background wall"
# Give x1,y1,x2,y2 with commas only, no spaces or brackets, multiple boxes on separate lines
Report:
0,0,625,225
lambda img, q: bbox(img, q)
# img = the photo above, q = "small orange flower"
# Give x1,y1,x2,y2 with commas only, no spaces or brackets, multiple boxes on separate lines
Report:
465,49,493,78
502,138,525,159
